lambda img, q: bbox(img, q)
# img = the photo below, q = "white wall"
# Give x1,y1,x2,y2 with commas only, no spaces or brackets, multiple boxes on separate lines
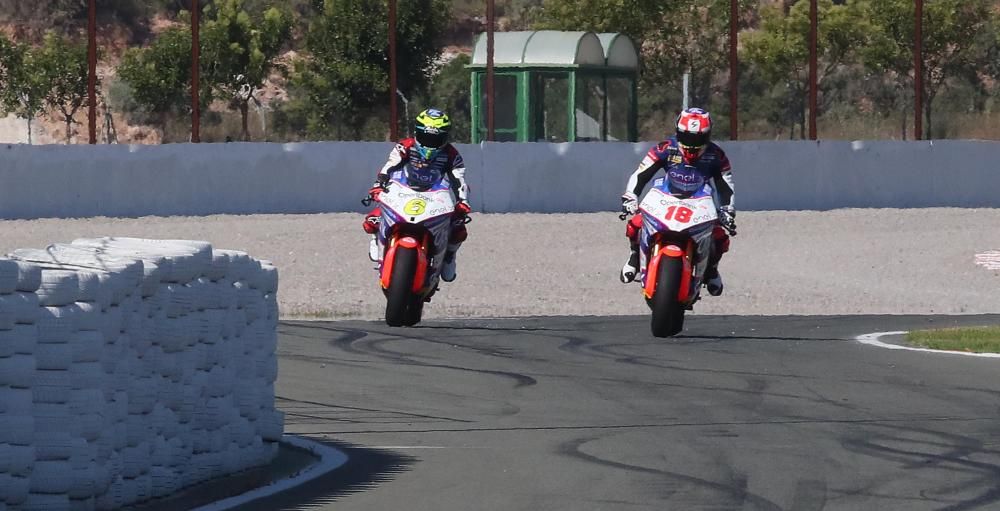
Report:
0,238,282,510
1,140,997,219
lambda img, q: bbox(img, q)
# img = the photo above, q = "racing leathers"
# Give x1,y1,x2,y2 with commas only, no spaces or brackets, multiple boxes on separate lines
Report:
620,137,735,294
364,137,470,282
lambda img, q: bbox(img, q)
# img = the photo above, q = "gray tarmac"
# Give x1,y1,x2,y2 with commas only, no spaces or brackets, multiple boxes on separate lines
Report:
236,314,1000,511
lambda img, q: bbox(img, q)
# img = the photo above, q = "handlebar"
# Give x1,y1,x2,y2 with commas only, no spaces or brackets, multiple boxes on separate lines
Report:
360,182,389,207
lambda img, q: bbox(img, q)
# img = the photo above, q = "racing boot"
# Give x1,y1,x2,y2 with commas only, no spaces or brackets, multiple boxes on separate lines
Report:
620,244,640,283
363,214,381,262
441,243,461,282
368,234,380,262
704,265,724,296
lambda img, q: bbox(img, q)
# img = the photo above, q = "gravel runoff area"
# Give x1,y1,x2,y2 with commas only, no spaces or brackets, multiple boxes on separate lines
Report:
0,209,997,319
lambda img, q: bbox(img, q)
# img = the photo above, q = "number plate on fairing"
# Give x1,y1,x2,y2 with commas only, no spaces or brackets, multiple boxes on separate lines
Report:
380,182,455,223
639,188,718,233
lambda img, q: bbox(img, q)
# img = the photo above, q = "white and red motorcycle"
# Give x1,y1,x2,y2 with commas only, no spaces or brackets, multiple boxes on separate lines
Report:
363,176,465,327
622,179,736,337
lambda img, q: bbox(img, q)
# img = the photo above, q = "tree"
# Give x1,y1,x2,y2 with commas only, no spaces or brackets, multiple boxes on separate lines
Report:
117,26,196,135
0,36,50,144
642,0,756,135
38,33,92,143
291,0,451,139
419,53,471,143
862,0,994,139
535,0,661,43
534,0,753,139
743,0,868,138
201,0,291,141
0,33,15,91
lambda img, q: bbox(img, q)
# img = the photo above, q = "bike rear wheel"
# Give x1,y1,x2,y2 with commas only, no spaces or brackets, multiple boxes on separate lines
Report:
385,246,417,327
651,256,685,337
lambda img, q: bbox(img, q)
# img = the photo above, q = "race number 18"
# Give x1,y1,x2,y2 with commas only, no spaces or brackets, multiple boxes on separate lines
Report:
664,205,693,223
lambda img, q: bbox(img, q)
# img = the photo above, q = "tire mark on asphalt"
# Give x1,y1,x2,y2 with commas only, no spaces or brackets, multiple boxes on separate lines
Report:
839,423,1000,510
790,479,828,511
302,415,999,436
557,436,784,511
357,336,538,388
584,340,816,380
283,323,539,388
275,396,473,424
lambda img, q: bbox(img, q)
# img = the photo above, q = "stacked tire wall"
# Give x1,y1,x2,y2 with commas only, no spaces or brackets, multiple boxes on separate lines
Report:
0,238,283,510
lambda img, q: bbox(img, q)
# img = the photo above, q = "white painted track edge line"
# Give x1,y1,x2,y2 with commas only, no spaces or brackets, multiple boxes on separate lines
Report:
855,331,1000,358
190,435,349,511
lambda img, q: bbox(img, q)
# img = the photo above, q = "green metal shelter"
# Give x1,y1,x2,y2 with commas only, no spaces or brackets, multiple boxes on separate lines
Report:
468,31,639,143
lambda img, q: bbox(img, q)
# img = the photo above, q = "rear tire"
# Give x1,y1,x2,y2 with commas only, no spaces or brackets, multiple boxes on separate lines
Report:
385,246,417,327
651,256,685,338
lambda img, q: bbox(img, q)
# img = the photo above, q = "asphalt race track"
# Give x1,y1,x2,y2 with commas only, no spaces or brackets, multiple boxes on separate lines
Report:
236,315,1000,511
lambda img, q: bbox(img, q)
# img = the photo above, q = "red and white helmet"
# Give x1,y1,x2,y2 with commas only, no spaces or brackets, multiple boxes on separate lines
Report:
675,108,712,163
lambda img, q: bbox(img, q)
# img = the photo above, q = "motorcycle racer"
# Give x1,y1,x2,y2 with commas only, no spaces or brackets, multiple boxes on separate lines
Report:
364,108,471,282
619,107,736,296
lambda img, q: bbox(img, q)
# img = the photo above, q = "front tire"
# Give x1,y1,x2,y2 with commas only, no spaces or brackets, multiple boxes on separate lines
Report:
650,256,685,337
385,246,417,327
402,297,424,326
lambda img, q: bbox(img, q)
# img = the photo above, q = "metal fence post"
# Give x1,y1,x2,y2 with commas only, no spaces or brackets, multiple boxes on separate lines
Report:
729,0,738,140
88,0,97,144
808,0,818,140
191,0,201,143
389,0,398,140
914,0,923,140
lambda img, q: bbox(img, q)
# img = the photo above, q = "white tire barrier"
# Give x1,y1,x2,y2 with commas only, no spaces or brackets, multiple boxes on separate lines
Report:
0,238,282,510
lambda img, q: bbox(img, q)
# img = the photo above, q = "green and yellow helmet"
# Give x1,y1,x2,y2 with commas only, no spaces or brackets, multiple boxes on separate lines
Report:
414,108,451,149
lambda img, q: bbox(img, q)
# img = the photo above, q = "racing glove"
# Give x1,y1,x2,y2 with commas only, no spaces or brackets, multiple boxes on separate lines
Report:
621,193,639,215
455,201,472,216
368,174,389,200
719,205,736,229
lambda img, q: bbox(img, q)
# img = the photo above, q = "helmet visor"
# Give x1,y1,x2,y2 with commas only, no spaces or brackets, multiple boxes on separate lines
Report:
676,130,709,148
416,130,447,149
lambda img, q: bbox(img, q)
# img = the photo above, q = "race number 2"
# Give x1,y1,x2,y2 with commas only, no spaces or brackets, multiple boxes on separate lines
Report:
664,205,693,223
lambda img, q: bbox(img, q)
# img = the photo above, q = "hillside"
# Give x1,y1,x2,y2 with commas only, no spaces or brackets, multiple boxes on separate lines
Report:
0,1,491,144
4,0,1000,143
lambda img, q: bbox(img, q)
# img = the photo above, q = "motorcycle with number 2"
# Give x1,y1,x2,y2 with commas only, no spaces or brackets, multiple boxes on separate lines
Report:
620,177,737,337
363,175,468,327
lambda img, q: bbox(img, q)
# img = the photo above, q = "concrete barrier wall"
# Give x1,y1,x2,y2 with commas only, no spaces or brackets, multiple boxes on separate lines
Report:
1,140,997,219
0,238,282,510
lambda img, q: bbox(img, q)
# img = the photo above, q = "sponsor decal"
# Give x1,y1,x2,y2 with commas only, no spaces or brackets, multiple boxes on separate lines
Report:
669,155,682,164
669,169,700,183
426,207,452,217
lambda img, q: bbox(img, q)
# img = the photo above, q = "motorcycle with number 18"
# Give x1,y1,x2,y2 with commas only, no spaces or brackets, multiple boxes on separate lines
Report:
621,177,737,337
